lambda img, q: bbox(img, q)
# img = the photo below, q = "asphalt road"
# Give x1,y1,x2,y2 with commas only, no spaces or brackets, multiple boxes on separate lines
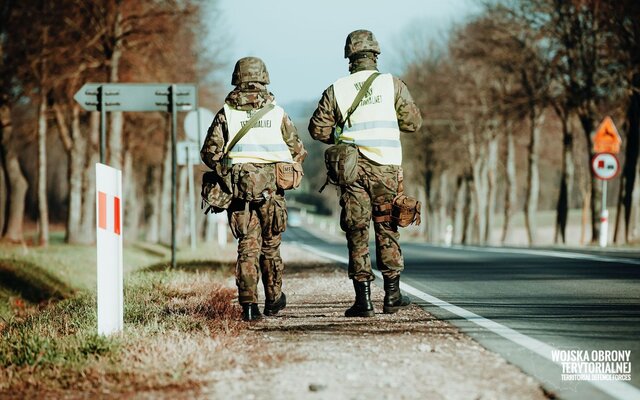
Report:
283,225,640,400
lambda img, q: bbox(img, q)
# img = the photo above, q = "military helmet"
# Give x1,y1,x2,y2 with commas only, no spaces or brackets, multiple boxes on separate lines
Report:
344,29,381,59
231,56,270,85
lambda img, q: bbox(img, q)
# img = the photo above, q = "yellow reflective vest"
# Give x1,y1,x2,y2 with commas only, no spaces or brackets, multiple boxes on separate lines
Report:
333,70,401,166
223,103,293,164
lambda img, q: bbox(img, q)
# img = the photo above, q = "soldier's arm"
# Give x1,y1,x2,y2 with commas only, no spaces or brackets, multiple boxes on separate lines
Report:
281,112,308,163
200,109,227,170
393,76,423,133
308,86,342,145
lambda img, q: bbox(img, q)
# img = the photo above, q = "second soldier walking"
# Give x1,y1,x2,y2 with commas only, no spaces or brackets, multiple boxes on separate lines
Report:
201,57,307,321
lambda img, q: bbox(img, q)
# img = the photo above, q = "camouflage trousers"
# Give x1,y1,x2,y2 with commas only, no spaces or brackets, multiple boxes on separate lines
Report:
340,158,403,282
227,193,288,304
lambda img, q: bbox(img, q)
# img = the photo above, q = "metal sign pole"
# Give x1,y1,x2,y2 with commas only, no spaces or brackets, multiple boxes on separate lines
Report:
599,179,608,248
99,86,106,164
187,146,197,251
170,84,178,268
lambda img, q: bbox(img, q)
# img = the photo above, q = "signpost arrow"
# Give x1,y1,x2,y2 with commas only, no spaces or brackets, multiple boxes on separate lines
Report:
73,83,196,112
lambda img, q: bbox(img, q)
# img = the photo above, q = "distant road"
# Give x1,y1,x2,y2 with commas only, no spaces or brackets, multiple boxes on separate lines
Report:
284,226,640,400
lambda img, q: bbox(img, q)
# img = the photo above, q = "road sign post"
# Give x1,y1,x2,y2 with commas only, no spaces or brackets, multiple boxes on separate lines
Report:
591,116,622,248
592,153,619,248
96,163,123,335
75,83,197,269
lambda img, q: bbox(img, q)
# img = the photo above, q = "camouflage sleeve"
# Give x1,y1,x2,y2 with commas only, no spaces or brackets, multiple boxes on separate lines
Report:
308,85,341,145
200,109,227,170
393,76,422,133
282,112,308,163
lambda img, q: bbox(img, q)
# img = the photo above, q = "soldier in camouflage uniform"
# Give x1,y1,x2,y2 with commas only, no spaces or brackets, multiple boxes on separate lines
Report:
202,57,307,321
309,30,422,317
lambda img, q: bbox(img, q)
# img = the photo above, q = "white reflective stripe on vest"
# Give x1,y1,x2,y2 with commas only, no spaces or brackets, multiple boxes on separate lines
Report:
333,71,401,165
223,103,293,164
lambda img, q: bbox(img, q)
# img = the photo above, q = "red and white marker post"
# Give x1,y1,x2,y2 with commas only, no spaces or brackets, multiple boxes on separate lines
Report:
96,163,124,335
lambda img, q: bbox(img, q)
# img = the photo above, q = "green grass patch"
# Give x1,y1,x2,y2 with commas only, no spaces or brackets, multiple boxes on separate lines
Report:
0,241,240,395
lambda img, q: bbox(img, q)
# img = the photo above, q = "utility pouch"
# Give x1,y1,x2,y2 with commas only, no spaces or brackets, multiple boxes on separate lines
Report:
391,194,422,227
201,170,233,214
275,162,304,190
323,143,359,189
271,196,288,234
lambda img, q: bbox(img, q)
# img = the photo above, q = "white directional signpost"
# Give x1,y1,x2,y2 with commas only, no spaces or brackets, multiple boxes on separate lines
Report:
184,107,215,148
591,116,622,248
75,82,197,269
96,163,123,335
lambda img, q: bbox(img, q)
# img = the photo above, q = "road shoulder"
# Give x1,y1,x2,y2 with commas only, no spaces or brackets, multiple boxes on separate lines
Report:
202,244,548,400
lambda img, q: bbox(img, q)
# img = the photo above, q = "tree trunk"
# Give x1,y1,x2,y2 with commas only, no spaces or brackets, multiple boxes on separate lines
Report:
123,148,141,242
53,104,86,243
453,175,465,244
0,104,28,243
177,165,188,245
423,170,434,242
615,73,640,243
66,105,86,243
78,112,100,244
461,174,472,245
159,116,172,245
438,170,449,243
579,113,602,243
485,133,499,244
145,165,161,243
108,10,124,169
37,90,49,246
417,185,427,237
0,147,5,234
501,126,516,244
580,178,591,245
471,157,487,244
555,116,574,244
524,111,544,245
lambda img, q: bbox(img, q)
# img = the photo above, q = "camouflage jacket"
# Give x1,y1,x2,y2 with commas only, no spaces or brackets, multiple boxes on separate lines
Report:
308,60,423,144
201,82,307,169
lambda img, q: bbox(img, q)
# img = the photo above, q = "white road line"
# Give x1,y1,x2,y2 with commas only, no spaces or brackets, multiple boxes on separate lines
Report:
298,243,640,400
434,244,640,265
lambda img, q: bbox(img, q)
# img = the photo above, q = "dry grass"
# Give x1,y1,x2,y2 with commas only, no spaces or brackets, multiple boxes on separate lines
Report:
0,258,246,397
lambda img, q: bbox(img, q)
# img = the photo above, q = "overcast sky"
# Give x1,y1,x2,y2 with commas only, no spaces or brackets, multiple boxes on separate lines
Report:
209,0,479,107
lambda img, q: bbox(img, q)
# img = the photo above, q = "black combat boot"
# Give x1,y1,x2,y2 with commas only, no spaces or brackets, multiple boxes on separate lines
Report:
264,292,287,316
383,275,411,314
345,280,375,317
242,303,262,321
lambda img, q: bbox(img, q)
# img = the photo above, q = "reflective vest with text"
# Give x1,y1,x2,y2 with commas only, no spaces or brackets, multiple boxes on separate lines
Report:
333,70,401,165
223,103,293,164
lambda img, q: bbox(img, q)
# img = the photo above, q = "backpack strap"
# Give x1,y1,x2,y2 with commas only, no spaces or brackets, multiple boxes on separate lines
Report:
224,102,276,155
337,72,381,140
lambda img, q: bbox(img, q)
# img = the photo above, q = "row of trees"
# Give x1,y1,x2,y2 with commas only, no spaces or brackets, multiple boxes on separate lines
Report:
0,0,223,246
401,0,640,245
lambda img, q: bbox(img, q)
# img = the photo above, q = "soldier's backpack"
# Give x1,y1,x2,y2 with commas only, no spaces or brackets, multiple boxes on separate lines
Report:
320,72,380,192
201,103,275,212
